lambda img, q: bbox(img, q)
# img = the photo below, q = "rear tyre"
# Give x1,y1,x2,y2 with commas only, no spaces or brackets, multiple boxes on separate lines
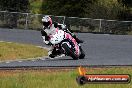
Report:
62,43,79,60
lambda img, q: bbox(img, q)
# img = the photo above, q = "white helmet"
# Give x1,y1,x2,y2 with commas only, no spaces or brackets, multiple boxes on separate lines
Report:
42,16,52,28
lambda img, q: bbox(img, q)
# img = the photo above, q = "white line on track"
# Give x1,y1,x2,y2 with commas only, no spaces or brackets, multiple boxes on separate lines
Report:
31,60,36,62
5,61,10,63
18,61,22,62
40,58,46,60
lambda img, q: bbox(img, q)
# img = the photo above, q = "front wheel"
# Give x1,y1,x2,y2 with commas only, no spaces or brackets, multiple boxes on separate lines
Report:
62,43,79,60
79,46,85,59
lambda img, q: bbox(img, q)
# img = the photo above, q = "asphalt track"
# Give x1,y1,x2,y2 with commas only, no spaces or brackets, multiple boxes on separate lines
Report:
0,28,132,68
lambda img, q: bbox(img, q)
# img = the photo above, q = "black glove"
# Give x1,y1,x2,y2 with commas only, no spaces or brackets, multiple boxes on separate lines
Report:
47,42,53,45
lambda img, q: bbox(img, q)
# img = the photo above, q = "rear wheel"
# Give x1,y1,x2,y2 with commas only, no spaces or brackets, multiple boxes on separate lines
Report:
62,43,79,60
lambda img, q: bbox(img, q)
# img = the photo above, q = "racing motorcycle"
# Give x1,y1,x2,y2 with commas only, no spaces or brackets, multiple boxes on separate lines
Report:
49,28,85,60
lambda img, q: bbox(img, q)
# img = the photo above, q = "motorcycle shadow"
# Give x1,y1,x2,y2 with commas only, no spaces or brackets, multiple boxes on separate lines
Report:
49,57,75,61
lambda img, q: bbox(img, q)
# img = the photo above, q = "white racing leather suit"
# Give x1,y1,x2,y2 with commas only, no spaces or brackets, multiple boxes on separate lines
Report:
41,22,70,45
41,23,57,45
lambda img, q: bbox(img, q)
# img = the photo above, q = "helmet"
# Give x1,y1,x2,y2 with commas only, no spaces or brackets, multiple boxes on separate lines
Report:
42,16,52,28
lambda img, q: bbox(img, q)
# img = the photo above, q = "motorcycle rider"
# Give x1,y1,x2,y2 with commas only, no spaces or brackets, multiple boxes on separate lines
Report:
41,16,83,58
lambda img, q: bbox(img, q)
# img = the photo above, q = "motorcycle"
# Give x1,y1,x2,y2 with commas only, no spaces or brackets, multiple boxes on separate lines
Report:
49,28,85,60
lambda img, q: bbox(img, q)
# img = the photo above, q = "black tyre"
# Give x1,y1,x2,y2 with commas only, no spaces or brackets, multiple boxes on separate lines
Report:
79,46,85,59
62,43,79,60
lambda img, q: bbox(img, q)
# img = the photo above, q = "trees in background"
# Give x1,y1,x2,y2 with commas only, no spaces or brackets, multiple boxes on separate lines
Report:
0,0,29,12
40,0,131,20
0,0,30,28
41,0,96,17
85,0,126,20
119,0,132,7
117,0,132,20
0,0,131,20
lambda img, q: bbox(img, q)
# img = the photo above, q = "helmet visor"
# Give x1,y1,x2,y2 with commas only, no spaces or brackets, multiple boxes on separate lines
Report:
43,21,50,28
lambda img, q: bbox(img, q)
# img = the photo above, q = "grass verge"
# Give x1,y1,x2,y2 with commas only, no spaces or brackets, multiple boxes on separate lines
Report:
0,41,48,61
0,67,131,88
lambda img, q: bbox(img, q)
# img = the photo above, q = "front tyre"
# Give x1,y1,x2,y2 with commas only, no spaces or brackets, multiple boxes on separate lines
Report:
62,43,79,60
79,46,85,59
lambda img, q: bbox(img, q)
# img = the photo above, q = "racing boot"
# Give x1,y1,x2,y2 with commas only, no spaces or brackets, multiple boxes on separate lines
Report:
49,48,62,58
49,53,56,58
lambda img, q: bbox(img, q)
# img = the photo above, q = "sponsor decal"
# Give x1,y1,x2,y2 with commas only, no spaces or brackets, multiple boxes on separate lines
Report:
76,66,131,85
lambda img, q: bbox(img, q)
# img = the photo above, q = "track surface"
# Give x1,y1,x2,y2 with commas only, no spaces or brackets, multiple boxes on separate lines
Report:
0,28,132,67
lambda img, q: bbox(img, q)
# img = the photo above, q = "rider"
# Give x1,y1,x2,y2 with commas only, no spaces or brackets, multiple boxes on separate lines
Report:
41,16,83,58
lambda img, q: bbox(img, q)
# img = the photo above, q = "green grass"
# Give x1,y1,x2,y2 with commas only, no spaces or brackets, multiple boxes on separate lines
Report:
0,41,48,61
0,67,131,88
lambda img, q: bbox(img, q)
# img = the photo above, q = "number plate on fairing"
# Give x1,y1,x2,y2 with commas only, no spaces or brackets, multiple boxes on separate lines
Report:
49,30,65,44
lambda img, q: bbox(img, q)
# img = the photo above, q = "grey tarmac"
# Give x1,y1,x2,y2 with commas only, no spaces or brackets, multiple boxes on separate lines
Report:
0,28,132,67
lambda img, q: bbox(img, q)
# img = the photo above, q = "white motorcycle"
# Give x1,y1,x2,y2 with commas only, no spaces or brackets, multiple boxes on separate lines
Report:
49,28,85,60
